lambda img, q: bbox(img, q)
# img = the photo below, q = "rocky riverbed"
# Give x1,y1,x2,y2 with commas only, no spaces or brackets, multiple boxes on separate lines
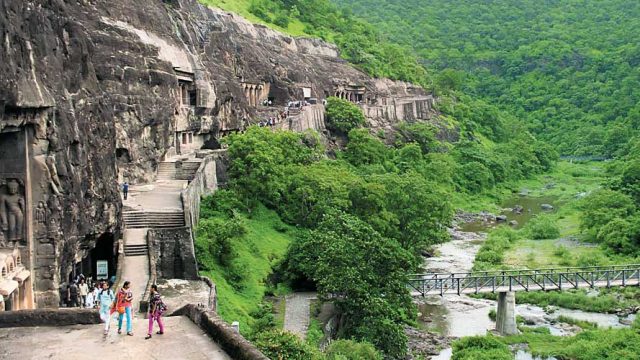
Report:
417,207,636,360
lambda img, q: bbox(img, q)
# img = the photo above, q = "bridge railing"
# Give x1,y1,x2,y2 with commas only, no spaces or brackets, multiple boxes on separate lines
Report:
409,264,640,296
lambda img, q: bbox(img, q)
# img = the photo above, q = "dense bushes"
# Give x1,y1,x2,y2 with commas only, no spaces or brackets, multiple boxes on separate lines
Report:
525,214,560,240
473,227,520,270
254,330,322,360
325,340,382,360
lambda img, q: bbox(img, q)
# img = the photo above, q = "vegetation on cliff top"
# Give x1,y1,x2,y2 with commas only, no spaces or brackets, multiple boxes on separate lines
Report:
199,0,430,87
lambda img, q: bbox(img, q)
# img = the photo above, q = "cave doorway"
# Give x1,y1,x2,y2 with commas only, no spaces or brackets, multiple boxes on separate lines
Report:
89,232,117,282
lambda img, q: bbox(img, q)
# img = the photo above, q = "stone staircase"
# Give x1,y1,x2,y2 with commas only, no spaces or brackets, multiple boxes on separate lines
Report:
123,210,185,229
157,162,177,180
156,161,201,181
123,243,149,257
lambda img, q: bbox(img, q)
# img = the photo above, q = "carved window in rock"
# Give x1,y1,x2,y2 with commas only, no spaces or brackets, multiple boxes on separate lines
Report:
16,255,20,266
1,265,5,279
182,133,188,145
188,133,193,144
180,83,189,106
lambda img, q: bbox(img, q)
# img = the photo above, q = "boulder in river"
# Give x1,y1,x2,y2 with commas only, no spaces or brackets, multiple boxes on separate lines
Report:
513,205,524,214
496,215,508,222
509,220,518,226
541,204,554,210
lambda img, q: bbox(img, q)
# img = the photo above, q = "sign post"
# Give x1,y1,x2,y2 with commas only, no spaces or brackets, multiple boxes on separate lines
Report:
96,260,108,280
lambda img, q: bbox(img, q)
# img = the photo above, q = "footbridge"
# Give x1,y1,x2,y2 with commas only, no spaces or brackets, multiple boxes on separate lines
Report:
409,264,640,335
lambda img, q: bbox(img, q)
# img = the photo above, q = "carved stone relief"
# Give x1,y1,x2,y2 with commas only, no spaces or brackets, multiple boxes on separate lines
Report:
0,178,26,246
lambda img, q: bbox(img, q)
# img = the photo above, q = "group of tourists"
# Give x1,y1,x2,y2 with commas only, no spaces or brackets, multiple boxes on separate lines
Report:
92,280,166,339
258,117,278,127
59,274,103,308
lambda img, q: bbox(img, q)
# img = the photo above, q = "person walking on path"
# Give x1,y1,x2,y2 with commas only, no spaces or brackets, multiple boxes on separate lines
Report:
122,182,129,200
78,279,89,308
98,282,115,335
113,281,134,336
145,284,167,340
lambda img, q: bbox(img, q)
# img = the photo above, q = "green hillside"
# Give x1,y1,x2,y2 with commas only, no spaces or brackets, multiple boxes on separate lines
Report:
338,0,640,156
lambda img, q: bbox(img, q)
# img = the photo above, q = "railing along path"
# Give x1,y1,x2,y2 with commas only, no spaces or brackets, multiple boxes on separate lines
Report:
409,264,640,296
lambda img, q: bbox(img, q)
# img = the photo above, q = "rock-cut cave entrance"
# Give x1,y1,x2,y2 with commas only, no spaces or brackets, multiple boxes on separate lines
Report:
70,233,117,283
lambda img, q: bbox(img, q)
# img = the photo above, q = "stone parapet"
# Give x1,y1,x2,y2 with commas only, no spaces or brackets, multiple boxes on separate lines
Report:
173,304,269,360
0,308,100,328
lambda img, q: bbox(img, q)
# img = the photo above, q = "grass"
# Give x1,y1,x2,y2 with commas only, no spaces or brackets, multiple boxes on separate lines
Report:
199,0,310,37
472,287,640,313
499,328,640,359
199,205,295,334
555,315,598,330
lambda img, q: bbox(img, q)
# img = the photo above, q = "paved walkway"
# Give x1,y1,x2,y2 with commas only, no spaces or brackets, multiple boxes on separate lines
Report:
284,292,317,338
121,229,149,310
124,180,187,212
0,316,231,359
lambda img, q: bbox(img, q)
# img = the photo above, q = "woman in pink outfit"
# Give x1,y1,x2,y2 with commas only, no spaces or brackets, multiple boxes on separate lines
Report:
145,284,167,339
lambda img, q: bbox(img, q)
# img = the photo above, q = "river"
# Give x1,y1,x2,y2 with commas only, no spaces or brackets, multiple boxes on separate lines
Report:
419,194,633,360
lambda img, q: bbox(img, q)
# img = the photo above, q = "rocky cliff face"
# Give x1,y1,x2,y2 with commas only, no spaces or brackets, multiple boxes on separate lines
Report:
0,0,434,307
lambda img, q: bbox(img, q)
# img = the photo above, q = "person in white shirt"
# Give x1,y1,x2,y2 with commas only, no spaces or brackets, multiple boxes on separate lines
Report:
85,289,95,309
78,279,89,308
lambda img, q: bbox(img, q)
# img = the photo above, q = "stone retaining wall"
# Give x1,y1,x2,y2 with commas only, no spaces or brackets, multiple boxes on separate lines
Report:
148,227,197,280
173,304,269,360
0,308,100,328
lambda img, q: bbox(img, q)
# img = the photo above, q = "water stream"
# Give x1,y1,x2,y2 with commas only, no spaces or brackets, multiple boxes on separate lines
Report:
420,194,632,359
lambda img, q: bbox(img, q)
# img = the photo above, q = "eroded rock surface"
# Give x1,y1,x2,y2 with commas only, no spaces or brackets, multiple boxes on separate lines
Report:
0,0,435,307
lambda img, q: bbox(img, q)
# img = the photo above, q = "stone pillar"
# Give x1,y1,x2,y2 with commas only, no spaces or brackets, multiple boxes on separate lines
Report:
495,291,517,335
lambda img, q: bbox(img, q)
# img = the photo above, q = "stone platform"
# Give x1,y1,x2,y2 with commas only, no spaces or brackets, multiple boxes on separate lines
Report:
0,315,231,359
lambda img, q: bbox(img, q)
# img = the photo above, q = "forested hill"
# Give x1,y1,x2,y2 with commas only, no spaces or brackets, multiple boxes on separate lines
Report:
340,0,640,156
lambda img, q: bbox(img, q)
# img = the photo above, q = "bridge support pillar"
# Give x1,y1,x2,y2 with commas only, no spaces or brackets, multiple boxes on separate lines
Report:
495,291,517,335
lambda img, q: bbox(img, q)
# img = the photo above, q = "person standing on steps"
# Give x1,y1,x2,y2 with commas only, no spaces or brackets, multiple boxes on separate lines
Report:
98,282,115,335
145,284,167,340
122,182,129,200
113,281,134,336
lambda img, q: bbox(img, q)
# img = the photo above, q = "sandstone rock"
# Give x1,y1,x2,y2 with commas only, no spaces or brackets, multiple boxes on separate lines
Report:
496,215,508,222
541,204,554,210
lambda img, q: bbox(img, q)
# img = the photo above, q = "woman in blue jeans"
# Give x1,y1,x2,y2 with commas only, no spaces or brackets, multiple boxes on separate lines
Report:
115,281,134,336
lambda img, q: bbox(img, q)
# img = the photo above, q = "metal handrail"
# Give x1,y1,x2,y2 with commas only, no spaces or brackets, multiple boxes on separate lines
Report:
409,264,640,279
408,265,640,296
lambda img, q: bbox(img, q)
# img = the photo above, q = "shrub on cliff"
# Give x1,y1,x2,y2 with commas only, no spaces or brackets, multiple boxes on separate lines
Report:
325,97,365,134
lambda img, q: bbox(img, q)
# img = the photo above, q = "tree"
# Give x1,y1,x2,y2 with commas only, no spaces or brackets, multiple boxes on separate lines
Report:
285,211,413,357
580,189,637,240
343,129,389,166
325,97,366,133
